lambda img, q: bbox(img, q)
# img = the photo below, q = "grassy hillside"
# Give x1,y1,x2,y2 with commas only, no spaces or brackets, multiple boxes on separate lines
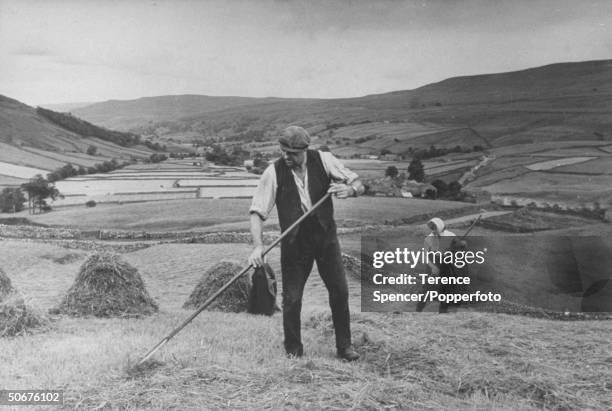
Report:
72,95,313,131
351,59,612,108
70,60,612,155
41,101,95,112
0,95,155,187
23,196,466,232
4,59,610,207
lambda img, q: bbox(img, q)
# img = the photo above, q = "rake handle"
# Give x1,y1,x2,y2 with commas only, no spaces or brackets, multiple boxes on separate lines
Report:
459,214,482,241
136,192,332,366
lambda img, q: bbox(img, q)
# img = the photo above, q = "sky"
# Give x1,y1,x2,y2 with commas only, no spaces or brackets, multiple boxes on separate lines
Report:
1,0,610,106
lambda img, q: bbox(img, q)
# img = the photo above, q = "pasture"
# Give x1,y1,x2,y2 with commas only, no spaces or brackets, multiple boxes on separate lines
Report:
343,156,480,180
0,140,152,189
466,140,612,207
0,161,48,179
0,142,65,171
25,196,469,232
319,121,486,157
48,162,259,207
0,175,28,190
525,157,597,171
0,235,610,409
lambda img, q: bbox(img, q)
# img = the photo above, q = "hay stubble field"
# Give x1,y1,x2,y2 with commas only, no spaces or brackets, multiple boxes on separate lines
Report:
1,142,611,409
0,210,611,409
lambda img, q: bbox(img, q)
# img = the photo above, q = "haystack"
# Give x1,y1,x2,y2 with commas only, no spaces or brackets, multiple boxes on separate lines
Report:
57,252,158,317
183,261,249,312
0,270,46,337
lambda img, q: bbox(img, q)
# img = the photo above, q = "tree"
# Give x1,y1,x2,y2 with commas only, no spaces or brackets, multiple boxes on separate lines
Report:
21,175,61,214
149,153,168,163
59,163,78,179
35,107,140,147
253,155,268,169
385,166,399,178
407,157,425,182
86,145,98,156
0,187,26,213
431,179,448,198
448,181,462,198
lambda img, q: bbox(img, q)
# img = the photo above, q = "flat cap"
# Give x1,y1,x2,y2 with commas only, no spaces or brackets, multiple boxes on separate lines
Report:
279,126,310,152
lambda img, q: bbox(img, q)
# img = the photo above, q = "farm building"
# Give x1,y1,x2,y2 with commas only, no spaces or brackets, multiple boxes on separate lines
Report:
401,180,437,198
380,154,401,161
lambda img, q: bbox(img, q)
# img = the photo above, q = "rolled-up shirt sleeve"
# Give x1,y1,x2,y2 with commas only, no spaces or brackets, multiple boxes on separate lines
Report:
319,151,359,183
249,164,277,220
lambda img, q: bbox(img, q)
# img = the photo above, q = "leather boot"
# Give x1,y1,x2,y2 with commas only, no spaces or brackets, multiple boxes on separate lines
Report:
337,345,360,361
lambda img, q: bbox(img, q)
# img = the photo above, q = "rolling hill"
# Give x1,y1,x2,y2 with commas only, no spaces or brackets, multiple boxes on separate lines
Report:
70,59,612,155
0,95,154,188
41,101,95,112
72,95,313,131
4,59,611,209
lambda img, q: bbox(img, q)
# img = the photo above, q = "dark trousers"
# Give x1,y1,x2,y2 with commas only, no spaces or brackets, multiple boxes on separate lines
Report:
415,264,456,313
280,216,351,355
415,280,449,313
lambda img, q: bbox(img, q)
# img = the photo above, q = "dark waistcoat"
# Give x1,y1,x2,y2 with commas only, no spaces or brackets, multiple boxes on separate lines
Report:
274,150,335,242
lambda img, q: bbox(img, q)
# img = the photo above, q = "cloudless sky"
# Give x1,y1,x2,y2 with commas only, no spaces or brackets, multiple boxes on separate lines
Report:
1,0,610,105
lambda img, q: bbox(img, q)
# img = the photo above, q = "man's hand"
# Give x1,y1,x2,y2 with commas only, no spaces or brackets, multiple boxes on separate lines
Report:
328,182,354,199
430,265,440,276
451,238,468,251
248,245,266,267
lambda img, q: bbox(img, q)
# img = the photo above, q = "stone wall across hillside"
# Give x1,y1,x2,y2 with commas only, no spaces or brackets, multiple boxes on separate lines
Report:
0,224,81,239
6,238,151,253
490,195,608,220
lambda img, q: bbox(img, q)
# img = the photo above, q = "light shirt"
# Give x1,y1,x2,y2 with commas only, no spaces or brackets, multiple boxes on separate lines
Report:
249,150,359,220
424,229,456,268
424,230,457,253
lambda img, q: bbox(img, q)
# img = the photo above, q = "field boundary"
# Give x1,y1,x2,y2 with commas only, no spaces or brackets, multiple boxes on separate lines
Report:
386,203,490,225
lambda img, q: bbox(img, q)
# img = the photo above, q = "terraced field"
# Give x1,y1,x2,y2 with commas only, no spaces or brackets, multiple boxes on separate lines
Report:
343,156,479,180
20,146,110,168
48,161,259,206
525,157,596,171
467,141,612,207
0,161,48,178
553,157,612,174
0,175,28,189
329,124,485,157
0,142,66,171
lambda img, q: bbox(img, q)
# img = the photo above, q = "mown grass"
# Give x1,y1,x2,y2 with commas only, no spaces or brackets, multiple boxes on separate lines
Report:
1,309,610,410
0,239,610,409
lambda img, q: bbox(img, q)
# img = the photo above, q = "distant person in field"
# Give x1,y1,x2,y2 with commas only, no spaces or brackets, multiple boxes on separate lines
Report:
416,217,457,313
248,126,364,361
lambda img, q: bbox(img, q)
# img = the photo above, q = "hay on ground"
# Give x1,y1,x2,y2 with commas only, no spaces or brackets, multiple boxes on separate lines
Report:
342,253,375,282
183,261,249,312
0,268,14,301
57,252,158,317
0,270,47,337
